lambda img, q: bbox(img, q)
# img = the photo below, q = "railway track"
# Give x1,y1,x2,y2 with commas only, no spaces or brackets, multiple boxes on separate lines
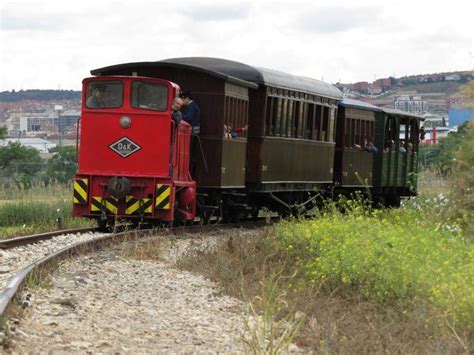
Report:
0,218,272,250
0,219,272,325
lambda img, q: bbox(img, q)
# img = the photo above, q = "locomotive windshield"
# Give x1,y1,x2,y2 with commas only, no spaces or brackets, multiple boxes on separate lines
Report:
131,81,168,111
85,81,123,109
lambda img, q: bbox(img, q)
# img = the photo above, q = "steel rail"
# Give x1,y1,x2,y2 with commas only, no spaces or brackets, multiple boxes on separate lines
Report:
0,227,98,250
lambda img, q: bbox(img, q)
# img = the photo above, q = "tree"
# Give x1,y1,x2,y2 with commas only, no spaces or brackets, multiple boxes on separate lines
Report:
459,80,474,108
46,146,77,183
0,142,44,187
420,121,470,174
450,121,474,236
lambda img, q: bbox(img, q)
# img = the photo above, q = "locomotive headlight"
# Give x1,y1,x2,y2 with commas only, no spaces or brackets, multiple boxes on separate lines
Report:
119,116,132,128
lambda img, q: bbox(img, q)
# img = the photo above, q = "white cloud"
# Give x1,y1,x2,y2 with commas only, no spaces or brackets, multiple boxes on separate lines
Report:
1,0,473,91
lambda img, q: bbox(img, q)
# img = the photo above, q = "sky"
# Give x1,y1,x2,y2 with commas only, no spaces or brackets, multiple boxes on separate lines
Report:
1,0,473,92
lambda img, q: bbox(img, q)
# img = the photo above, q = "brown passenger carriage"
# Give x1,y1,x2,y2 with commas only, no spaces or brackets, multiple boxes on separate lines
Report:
85,58,422,224
92,58,344,217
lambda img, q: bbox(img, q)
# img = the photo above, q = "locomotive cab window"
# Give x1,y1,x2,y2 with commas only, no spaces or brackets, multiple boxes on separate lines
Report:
131,81,168,111
85,81,123,109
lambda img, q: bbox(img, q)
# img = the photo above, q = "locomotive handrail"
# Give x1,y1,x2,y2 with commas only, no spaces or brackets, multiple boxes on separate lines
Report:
170,120,178,177
75,116,81,163
193,134,208,175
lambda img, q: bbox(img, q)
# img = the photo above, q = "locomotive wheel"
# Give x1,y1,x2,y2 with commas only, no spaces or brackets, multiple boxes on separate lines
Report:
250,206,260,220
97,218,109,232
379,193,401,208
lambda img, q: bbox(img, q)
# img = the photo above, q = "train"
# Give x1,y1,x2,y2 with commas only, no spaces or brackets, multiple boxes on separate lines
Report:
72,57,423,228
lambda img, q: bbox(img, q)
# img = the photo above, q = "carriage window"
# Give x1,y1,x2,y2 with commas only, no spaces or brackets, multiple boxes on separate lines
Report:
274,98,282,137
281,99,288,137
85,81,123,109
344,116,351,148
328,107,336,142
224,95,249,138
321,106,329,142
399,122,408,152
287,100,294,137
315,105,322,140
131,81,168,111
300,102,307,139
266,97,276,135
306,104,315,139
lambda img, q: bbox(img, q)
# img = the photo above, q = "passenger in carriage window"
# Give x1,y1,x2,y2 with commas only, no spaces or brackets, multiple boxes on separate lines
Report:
385,140,395,152
86,84,106,108
224,124,232,139
233,124,248,138
419,126,426,141
399,140,407,154
363,137,378,153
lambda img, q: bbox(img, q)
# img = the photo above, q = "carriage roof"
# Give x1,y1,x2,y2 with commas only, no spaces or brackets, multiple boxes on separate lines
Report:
91,57,342,99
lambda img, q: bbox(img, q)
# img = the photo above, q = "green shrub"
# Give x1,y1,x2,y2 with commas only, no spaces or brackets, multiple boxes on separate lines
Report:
449,121,474,236
275,198,474,329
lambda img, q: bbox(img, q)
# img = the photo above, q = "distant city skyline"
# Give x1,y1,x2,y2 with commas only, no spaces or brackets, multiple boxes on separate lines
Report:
1,0,473,91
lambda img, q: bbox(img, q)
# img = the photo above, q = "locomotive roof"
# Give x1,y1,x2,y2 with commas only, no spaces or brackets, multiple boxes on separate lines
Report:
91,57,342,99
90,61,258,89
340,99,424,120
161,57,342,100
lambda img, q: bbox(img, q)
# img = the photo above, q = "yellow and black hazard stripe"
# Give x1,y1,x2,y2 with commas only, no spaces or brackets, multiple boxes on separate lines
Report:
73,178,88,204
125,196,152,215
155,184,171,210
91,196,118,214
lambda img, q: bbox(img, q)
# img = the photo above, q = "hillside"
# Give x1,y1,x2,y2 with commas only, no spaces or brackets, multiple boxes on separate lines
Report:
397,81,463,95
0,90,81,103
338,70,473,115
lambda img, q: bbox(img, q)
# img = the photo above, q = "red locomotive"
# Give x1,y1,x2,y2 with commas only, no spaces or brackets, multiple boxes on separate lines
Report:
73,76,196,228
73,58,422,228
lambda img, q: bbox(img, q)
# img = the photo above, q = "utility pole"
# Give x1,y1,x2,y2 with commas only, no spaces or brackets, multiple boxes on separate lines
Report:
54,105,63,148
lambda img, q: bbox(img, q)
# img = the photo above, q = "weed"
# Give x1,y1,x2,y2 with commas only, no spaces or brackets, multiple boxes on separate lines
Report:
24,268,52,290
177,201,472,352
119,236,169,261
241,270,305,354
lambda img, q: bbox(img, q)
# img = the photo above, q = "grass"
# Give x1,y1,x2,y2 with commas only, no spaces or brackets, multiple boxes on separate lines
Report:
397,81,463,95
241,271,305,354
120,236,170,261
278,201,472,324
0,182,94,240
173,189,473,353
417,168,448,195
24,267,53,290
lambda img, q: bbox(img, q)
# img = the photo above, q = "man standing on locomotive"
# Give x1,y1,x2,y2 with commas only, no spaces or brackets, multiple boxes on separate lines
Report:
179,91,200,135
171,97,184,125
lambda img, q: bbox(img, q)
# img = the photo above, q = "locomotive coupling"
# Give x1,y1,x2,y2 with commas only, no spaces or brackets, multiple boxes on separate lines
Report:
107,176,131,199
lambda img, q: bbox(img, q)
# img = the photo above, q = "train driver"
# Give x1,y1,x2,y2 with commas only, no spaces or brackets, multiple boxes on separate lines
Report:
86,84,106,108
